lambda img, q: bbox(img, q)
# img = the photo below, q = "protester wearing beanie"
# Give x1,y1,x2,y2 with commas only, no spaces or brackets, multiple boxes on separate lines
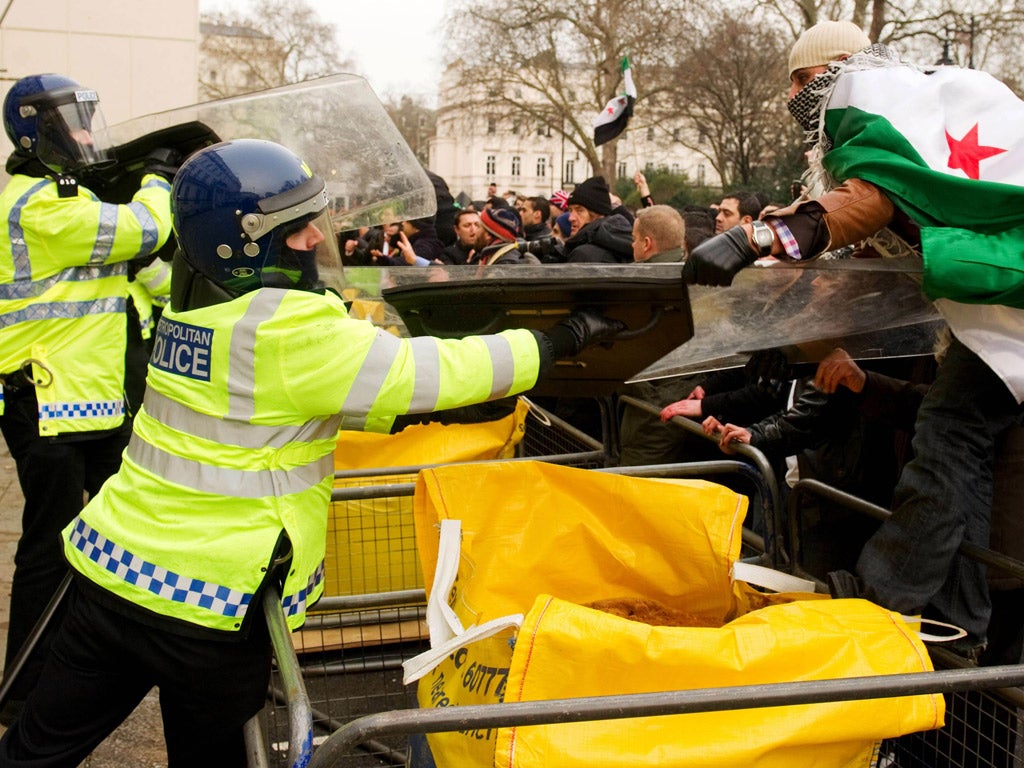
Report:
566,176,613,216
562,175,634,264
470,206,541,265
479,207,522,243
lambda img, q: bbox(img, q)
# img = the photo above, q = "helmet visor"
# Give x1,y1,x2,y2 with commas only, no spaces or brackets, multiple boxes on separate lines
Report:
34,92,112,173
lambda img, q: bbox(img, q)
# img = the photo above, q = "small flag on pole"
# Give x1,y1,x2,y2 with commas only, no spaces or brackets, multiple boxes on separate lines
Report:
593,57,636,146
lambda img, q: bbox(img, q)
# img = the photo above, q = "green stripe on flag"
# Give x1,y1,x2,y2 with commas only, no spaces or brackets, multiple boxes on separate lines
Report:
823,105,1024,306
823,106,1024,232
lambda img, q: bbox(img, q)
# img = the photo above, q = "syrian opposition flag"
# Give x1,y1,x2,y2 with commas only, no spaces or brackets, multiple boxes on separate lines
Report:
820,62,1024,306
593,57,636,146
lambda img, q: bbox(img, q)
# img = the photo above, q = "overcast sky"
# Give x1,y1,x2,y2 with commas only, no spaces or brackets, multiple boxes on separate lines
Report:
199,0,448,105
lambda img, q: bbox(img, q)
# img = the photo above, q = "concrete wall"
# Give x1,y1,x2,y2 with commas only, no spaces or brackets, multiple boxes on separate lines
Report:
0,0,199,135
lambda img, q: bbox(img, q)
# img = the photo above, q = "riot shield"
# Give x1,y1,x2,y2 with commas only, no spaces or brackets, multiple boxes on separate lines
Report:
102,74,435,232
376,263,693,397
630,256,941,382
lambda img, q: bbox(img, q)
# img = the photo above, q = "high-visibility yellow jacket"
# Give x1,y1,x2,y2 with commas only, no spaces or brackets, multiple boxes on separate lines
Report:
63,287,541,633
0,172,172,434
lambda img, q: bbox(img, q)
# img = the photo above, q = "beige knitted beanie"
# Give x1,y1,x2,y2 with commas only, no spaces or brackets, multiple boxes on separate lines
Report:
788,20,871,76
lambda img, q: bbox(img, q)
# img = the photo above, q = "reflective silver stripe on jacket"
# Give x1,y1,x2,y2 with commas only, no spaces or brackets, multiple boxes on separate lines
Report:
7,179,50,279
228,290,284,421
407,337,441,412
142,387,343,451
126,432,334,498
90,202,120,263
127,201,160,258
0,295,126,329
0,263,127,301
482,334,517,398
338,329,402,431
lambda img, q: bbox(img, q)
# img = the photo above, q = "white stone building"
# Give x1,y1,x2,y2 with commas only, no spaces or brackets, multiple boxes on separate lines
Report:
429,62,719,203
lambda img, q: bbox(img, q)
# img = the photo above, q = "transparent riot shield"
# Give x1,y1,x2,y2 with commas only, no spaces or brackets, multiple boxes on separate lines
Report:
630,257,942,381
102,73,435,232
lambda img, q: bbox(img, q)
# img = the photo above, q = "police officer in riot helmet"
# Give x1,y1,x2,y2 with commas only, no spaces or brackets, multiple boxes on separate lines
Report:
0,138,624,763
170,138,340,311
0,73,175,727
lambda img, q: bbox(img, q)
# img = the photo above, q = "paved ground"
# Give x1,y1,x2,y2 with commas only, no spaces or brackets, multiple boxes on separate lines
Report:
0,435,168,766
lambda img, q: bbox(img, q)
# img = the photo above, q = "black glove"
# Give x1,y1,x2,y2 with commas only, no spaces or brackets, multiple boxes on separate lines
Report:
744,348,792,390
682,225,757,286
546,309,627,358
144,147,183,181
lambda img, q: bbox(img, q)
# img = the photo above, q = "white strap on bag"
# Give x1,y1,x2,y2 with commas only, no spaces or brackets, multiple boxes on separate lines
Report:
732,561,968,644
402,519,523,684
905,617,968,644
731,561,817,594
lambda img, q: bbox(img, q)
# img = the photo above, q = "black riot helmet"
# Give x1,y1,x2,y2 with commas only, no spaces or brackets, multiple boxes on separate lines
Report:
3,73,113,174
169,138,342,311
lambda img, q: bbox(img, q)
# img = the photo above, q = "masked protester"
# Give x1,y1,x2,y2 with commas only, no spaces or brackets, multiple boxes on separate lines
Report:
684,20,1024,659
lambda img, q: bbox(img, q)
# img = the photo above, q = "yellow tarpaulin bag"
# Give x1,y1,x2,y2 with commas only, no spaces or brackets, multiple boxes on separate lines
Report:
404,461,944,768
325,399,529,596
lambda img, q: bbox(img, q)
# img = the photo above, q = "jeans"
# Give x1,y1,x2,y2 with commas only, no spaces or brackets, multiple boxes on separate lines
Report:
856,336,1023,643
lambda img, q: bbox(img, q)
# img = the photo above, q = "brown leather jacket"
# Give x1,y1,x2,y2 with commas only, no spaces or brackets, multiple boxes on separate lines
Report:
769,179,919,258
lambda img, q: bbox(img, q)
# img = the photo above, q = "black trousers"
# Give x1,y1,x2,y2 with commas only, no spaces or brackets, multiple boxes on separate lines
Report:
0,583,272,767
0,387,131,699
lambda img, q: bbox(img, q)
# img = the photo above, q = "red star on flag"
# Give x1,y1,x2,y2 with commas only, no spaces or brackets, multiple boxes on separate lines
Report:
946,123,1006,180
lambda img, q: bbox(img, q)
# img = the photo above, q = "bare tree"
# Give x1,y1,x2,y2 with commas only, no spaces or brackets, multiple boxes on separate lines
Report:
441,0,692,181
200,0,350,99
666,16,802,190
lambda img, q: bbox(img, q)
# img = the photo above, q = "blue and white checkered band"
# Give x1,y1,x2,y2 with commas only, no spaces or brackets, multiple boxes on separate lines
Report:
281,560,325,618
39,399,124,421
68,517,254,619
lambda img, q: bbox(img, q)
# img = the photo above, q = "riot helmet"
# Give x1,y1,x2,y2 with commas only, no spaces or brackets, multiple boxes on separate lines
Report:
170,138,342,311
3,73,113,174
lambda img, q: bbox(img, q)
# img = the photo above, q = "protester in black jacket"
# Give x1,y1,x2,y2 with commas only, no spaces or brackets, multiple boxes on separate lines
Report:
563,176,633,263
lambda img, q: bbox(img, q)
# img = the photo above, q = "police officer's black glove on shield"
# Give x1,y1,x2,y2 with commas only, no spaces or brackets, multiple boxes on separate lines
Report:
545,309,627,359
144,147,183,182
682,225,757,286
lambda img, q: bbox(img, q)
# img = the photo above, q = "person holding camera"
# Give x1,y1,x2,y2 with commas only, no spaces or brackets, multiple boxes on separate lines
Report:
516,195,565,263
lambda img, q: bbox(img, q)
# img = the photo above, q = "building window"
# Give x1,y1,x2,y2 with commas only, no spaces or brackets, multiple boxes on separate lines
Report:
617,161,627,179
486,155,496,176
672,128,681,141
646,126,655,141
537,122,546,137
536,157,546,177
487,118,496,135
511,156,521,177
697,163,706,185
565,160,575,185
512,119,520,135
671,163,680,175
645,161,654,173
